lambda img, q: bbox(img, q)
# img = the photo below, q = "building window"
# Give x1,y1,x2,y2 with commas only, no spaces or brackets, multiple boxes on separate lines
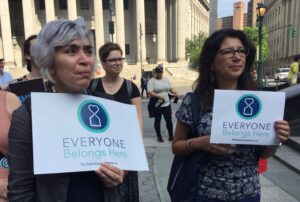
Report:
103,0,109,10
39,0,45,9
59,0,68,9
125,44,130,55
124,0,129,10
81,0,89,9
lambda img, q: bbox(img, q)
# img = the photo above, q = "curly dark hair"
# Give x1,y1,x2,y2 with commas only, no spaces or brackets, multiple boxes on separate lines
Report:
193,29,257,111
23,35,37,72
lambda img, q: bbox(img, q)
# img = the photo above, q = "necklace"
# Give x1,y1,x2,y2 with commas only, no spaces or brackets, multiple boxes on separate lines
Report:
104,77,120,94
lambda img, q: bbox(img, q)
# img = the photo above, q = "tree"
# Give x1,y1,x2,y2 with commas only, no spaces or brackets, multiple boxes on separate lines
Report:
244,26,269,62
185,32,207,68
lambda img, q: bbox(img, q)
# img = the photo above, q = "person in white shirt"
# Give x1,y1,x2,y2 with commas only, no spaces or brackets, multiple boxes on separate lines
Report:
0,59,13,90
147,65,178,142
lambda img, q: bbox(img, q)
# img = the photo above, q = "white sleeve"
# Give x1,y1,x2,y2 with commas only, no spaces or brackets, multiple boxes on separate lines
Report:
147,78,154,92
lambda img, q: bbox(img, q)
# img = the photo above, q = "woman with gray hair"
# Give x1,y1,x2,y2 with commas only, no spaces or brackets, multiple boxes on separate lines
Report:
7,19,124,202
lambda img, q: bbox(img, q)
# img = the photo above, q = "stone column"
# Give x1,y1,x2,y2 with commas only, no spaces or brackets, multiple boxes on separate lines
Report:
192,6,195,36
177,0,186,62
288,0,293,56
45,0,56,22
292,0,298,54
197,12,199,34
115,0,125,54
67,0,77,20
193,7,196,35
136,0,146,63
283,1,289,58
296,1,300,54
0,0,14,66
0,37,3,59
94,0,104,56
157,0,166,63
22,0,36,39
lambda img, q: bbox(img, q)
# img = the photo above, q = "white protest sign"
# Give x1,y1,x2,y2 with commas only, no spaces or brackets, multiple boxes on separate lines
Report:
31,93,149,174
210,90,285,145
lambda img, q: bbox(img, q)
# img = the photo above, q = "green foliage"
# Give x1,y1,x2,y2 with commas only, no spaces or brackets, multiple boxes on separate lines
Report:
244,26,269,62
185,32,207,68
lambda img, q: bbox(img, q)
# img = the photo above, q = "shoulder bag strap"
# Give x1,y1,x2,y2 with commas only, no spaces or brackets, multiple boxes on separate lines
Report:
125,79,132,99
90,78,100,92
190,92,200,138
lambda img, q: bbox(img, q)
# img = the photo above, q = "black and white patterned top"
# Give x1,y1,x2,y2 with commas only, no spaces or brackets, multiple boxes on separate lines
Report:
175,93,265,201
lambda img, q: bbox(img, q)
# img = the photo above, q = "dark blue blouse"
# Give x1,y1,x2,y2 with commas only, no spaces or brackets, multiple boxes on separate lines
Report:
175,93,265,201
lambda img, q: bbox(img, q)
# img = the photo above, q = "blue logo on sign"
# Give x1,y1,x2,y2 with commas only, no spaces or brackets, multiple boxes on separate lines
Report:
236,94,262,120
78,100,110,133
0,157,8,169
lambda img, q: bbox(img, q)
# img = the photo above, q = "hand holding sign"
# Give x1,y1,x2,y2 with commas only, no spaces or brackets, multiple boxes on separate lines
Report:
274,120,290,143
201,135,234,155
95,162,124,188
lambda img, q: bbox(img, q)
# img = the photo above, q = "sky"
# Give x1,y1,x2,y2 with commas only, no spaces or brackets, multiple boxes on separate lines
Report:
218,0,251,18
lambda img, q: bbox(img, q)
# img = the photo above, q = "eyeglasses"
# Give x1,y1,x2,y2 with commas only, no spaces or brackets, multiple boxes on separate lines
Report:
219,48,249,58
105,58,125,64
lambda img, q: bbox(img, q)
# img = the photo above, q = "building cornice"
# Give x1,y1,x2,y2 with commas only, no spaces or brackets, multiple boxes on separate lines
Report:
199,0,210,11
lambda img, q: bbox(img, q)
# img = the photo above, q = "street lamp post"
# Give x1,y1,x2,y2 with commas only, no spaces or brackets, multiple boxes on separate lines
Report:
109,0,114,42
139,23,143,75
256,2,267,87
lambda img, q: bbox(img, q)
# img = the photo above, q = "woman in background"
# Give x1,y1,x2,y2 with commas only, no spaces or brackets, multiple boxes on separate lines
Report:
16,35,41,81
0,90,20,201
89,42,142,202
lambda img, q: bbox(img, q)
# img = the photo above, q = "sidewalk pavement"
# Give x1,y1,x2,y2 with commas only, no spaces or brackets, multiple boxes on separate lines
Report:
140,137,299,202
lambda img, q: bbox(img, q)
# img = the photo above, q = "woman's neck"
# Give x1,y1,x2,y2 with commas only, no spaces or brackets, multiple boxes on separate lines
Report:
28,68,42,80
217,80,238,90
103,74,120,83
52,84,86,94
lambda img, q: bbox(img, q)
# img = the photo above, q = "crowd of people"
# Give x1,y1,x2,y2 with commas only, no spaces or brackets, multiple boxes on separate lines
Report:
0,17,293,202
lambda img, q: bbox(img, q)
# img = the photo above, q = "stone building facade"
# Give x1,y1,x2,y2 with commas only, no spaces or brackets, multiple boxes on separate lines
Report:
209,0,218,34
217,1,247,30
0,0,210,77
233,1,245,30
247,0,260,27
264,0,300,72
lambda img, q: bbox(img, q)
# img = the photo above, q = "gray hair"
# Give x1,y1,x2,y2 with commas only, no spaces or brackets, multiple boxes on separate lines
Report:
31,19,96,82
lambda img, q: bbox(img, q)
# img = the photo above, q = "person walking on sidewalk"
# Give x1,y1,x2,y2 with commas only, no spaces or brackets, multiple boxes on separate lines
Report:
172,29,290,201
140,75,149,98
287,54,300,86
147,65,178,142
